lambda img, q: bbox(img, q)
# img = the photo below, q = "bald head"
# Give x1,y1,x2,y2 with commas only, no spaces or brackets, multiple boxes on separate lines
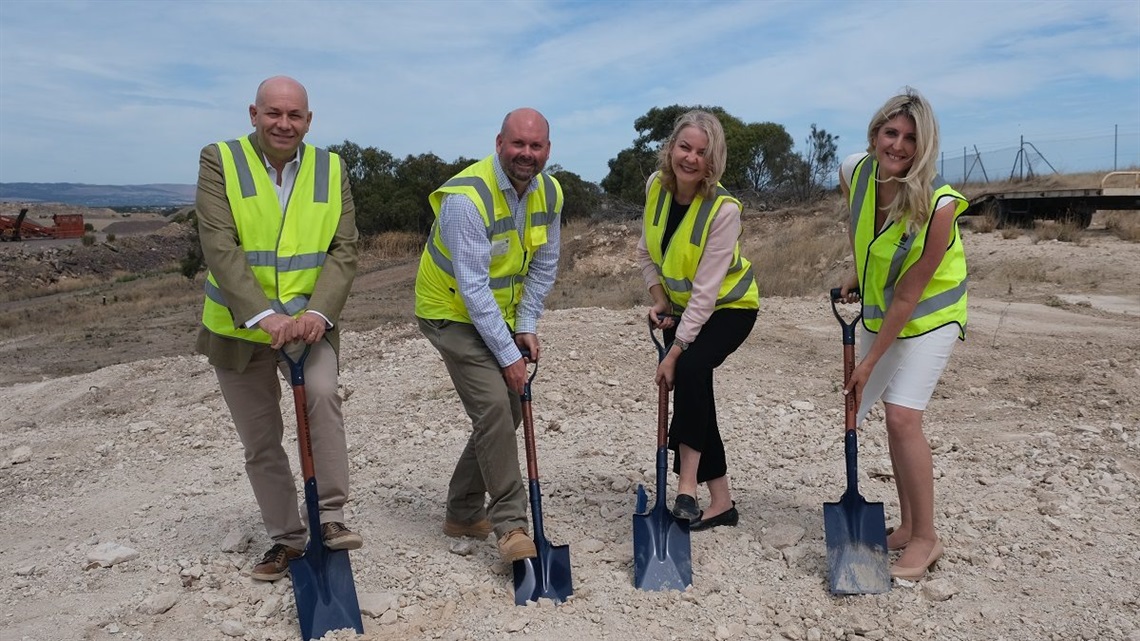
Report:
249,76,312,170
255,75,309,110
496,107,551,194
500,108,549,139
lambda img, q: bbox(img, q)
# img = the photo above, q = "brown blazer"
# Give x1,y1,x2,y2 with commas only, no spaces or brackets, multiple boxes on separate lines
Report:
194,134,358,373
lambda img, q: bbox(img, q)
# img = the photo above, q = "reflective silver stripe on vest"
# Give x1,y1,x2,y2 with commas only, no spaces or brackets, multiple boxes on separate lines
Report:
245,250,276,267
222,140,329,201
863,278,968,322
653,188,669,226
489,216,515,238
443,176,495,225
204,279,311,318
689,187,732,246
244,250,325,272
883,233,916,298
489,275,516,289
277,252,326,272
531,210,558,227
716,265,755,306
542,173,558,219
224,139,257,198
850,155,873,229
655,264,693,293
425,220,456,276
313,149,330,203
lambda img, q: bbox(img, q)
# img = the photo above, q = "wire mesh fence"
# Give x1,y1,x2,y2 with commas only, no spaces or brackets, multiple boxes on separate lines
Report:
939,129,1140,185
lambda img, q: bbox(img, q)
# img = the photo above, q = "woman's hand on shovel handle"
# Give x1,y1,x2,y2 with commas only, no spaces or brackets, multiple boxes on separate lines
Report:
842,359,870,414
655,348,679,390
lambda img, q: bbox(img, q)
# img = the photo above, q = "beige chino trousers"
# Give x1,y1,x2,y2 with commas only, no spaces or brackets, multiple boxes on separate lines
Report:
215,339,350,549
418,318,527,538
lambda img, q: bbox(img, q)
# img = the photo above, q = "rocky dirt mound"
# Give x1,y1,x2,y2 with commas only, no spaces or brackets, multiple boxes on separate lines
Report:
0,224,193,290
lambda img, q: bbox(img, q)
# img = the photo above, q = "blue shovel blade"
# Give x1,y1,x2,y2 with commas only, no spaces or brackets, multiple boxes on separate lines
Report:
289,543,364,640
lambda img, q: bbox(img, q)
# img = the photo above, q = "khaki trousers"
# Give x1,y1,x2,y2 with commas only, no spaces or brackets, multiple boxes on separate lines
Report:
418,318,526,538
214,339,349,549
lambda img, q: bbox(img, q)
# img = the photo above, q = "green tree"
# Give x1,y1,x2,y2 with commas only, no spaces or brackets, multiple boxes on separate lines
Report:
787,124,839,201
601,105,798,206
547,165,601,223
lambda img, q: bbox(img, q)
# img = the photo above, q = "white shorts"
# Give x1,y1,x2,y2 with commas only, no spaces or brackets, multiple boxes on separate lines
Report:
855,323,959,425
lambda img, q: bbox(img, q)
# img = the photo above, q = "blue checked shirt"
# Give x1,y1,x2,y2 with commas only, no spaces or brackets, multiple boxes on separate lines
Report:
437,155,561,367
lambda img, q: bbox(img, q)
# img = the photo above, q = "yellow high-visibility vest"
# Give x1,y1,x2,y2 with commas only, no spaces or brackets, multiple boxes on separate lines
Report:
849,154,968,338
642,173,759,315
414,155,562,329
201,135,342,343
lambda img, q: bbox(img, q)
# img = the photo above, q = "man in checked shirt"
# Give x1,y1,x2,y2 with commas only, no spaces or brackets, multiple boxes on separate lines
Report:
414,108,563,564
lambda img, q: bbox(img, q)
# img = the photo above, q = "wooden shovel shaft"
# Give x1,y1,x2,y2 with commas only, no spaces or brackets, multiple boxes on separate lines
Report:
843,343,857,433
522,392,539,481
657,382,669,448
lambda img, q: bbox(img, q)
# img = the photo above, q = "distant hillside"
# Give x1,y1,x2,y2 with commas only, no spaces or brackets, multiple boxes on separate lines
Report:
0,182,195,207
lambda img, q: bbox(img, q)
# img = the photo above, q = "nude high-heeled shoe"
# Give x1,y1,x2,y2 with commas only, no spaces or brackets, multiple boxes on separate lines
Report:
890,540,943,581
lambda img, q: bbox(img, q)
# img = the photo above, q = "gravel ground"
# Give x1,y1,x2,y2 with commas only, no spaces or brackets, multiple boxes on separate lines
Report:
1,227,1138,641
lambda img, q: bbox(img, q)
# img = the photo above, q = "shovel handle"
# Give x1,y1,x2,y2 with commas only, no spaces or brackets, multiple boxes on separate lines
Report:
648,317,679,448
518,349,540,482
830,288,861,433
280,345,316,481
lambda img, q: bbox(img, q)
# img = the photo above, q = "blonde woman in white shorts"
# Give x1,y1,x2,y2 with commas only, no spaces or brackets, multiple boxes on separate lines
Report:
837,88,969,582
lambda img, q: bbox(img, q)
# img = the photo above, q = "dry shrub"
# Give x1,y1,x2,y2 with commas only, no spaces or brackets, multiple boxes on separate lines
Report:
1000,227,1022,240
1102,211,1140,242
1032,220,1084,244
963,212,997,234
746,205,850,297
360,231,425,262
984,256,1050,284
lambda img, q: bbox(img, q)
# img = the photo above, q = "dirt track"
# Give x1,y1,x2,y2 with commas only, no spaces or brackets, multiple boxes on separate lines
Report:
1,222,1138,641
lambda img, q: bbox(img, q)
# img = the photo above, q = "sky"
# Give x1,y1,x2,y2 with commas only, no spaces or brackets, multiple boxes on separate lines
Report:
1,0,1138,187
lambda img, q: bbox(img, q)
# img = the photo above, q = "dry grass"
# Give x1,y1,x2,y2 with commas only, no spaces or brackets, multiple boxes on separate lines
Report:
963,211,997,234
1031,220,1084,244
0,273,200,331
743,199,850,298
358,231,425,270
2,275,109,303
1102,211,1140,242
1000,227,1023,240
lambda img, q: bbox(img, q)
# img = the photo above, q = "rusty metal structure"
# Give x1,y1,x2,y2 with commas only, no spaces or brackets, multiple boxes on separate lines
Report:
0,208,86,241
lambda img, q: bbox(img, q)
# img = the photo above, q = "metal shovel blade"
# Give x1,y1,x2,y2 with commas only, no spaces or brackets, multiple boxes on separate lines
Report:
289,481,364,640
824,432,890,595
512,480,573,604
632,482,692,591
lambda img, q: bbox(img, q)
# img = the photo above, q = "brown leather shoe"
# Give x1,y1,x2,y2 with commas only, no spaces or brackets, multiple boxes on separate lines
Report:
497,528,537,562
443,518,493,539
321,522,363,551
250,543,303,581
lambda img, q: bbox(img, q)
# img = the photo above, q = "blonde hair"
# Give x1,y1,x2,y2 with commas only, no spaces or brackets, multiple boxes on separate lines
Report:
866,88,940,234
657,110,727,201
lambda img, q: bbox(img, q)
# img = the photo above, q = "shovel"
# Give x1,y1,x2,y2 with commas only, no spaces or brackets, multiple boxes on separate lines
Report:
823,288,890,595
512,351,573,605
632,319,692,591
280,344,365,640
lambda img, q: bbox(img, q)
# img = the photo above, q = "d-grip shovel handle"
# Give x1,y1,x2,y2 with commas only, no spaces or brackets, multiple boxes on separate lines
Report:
517,348,540,482
648,317,681,449
830,288,861,434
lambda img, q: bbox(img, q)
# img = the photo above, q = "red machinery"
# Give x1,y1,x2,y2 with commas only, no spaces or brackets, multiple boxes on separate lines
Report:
0,209,86,241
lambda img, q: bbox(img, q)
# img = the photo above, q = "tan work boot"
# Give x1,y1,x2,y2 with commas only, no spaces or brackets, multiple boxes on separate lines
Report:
443,518,493,539
497,528,537,562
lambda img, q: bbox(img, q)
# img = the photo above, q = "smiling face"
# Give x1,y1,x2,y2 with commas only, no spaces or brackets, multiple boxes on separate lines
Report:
496,108,551,193
872,113,918,179
669,125,709,199
249,77,312,169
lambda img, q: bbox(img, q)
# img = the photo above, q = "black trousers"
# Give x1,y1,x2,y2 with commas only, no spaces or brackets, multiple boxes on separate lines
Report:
666,308,757,483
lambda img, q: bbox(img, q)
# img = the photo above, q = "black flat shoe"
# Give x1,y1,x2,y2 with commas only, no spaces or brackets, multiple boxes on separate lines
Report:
689,502,738,531
672,494,700,520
